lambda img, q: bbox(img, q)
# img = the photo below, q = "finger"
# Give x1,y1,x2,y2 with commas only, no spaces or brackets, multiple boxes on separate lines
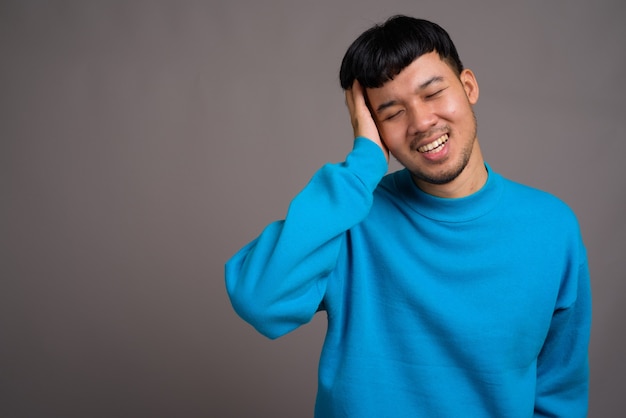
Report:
350,79,363,106
350,81,370,116
344,87,353,109
345,93,358,121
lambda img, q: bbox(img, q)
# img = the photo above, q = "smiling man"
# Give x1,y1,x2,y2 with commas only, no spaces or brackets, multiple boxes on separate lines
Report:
225,16,591,417
349,51,485,197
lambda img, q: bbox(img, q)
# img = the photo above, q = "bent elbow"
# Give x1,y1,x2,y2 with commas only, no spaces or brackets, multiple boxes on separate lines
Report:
227,287,284,339
225,274,320,340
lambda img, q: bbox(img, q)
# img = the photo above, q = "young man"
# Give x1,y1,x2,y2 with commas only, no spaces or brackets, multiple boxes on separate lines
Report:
225,15,591,417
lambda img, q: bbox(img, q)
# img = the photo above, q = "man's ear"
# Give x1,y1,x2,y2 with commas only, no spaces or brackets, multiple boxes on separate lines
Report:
460,69,479,104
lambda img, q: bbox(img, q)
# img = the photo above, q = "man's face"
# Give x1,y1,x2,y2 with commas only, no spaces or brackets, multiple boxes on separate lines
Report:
366,52,481,193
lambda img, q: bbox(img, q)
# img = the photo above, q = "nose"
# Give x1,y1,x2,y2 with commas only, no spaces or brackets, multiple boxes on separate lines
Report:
407,101,437,134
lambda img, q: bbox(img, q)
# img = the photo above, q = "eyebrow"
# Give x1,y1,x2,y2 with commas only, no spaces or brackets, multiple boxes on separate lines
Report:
374,76,445,114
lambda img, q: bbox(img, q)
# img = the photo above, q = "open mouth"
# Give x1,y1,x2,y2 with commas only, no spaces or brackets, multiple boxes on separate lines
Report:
418,134,448,153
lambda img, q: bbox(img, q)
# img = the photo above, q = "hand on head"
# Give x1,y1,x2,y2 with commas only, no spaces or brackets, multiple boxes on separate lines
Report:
345,80,389,162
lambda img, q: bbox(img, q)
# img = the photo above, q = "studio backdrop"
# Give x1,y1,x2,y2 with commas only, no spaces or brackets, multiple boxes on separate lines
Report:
1,1,624,417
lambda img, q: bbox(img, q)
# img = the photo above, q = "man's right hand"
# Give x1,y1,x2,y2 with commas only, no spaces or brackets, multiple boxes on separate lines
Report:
345,80,389,162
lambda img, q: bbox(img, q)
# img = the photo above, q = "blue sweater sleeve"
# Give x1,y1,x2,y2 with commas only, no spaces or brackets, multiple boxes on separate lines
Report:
225,137,388,339
534,241,592,417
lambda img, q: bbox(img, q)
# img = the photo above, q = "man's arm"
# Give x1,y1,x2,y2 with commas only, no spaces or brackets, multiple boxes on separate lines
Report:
225,83,388,339
534,252,592,417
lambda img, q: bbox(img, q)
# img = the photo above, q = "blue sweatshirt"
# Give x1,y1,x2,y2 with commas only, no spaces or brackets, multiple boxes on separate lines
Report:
225,137,591,417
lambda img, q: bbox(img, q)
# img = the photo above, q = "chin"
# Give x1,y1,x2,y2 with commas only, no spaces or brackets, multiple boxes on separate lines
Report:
413,159,469,185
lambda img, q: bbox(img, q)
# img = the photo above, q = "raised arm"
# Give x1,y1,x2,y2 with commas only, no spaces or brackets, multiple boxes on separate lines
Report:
225,82,388,339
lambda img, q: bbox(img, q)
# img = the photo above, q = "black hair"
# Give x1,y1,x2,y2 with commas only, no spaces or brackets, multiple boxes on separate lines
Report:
339,15,464,89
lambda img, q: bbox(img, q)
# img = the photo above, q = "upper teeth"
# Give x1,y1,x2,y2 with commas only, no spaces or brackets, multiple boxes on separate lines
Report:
418,134,448,153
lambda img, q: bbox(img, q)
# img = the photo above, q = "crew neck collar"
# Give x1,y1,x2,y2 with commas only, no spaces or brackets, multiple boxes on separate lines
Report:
392,163,503,223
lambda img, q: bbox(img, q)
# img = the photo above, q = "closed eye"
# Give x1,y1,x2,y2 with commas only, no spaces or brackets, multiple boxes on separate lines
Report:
426,88,447,99
384,110,404,121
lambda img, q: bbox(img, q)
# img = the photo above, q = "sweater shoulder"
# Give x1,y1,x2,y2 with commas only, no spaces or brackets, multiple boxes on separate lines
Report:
499,174,580,227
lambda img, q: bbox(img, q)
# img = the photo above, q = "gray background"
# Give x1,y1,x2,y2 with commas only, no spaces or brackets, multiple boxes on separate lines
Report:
1,1,624,417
